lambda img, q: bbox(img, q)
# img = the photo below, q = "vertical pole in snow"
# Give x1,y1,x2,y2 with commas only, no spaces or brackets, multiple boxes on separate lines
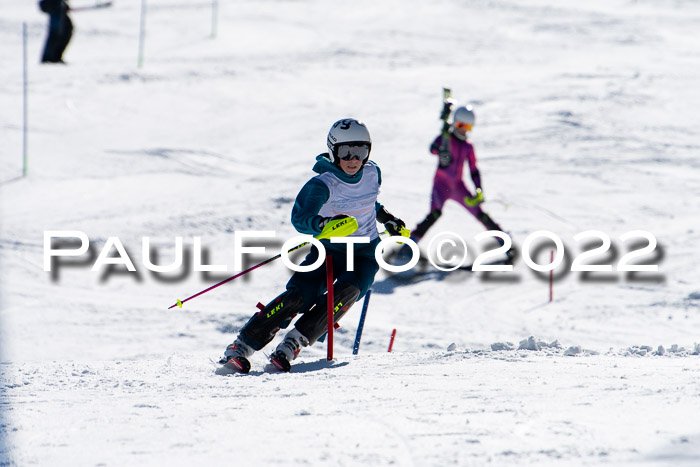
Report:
549,250,554,302
326,255,334,361
22,22,28,177
388,329,397,352
352,289,372,355
138,0,147,68
211,0,218,38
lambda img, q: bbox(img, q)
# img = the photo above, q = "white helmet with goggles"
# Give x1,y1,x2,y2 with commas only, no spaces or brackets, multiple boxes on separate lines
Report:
327,119,372,165
453,105,475,131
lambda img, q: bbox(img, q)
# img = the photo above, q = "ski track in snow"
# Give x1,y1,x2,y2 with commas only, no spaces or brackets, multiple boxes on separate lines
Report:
2,351,700,466
2,0,700,465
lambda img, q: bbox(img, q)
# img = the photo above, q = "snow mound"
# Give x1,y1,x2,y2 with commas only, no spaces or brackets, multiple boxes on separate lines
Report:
487,337,700,358
491,342,515,351
624,343,700,357
518,336,562,351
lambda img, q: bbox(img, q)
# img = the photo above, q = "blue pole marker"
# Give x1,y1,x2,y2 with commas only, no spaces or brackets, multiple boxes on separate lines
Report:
352,289,372,355
22,22,28,177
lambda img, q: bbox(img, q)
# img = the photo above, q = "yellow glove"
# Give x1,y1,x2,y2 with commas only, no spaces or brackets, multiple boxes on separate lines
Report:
464,188,484,207
385,219,410,238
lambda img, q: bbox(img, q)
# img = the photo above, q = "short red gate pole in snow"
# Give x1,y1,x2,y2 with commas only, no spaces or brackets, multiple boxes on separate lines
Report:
326,255,334,361
388,329,397,352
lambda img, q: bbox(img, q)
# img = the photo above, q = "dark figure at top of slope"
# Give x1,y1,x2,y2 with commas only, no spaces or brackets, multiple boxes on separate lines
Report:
39,0,73,63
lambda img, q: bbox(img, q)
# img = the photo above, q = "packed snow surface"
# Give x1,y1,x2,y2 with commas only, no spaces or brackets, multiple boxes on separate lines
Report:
1,0,700,465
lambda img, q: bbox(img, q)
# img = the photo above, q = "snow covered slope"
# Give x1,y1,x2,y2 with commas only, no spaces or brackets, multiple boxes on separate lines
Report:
1,0,700,465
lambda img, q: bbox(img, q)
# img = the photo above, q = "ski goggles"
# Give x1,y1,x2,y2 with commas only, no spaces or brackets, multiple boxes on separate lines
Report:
454,121,473,131
338,144,370,161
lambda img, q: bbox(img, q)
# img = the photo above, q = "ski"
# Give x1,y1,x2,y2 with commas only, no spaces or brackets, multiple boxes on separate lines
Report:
269,352,291,372
70,1,113,12
437,87,454,167
213,356,251,374
440,87,453,138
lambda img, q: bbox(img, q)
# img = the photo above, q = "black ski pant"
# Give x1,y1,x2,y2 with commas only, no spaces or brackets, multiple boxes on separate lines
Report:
42,13,72,63
239,245,375,350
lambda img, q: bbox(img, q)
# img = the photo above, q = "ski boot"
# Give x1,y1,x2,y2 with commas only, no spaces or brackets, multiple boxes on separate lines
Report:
220,338,254,374
270,329,308,372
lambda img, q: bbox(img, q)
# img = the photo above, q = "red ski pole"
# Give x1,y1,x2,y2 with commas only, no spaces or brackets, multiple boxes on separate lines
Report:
168,217,358,309
167,248,297,310
326,255,334,361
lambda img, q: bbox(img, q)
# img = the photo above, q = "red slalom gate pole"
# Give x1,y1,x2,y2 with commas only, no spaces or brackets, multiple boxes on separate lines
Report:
388,329,397,352
326,255,334,361
549,250,554,302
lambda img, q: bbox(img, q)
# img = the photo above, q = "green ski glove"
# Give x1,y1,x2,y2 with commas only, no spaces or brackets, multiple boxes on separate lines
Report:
464,188,484,207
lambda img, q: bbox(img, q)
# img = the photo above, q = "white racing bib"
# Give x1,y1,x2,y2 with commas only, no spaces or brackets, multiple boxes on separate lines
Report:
315,162,380,240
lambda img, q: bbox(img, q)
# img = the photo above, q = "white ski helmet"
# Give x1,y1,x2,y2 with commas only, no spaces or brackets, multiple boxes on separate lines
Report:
453,105,475,129
326,118,372,163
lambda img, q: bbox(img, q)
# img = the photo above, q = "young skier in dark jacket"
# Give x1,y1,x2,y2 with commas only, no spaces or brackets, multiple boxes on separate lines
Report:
221,118,407,373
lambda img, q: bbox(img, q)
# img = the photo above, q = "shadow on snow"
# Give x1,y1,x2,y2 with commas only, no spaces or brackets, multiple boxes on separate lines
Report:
214,359,350,376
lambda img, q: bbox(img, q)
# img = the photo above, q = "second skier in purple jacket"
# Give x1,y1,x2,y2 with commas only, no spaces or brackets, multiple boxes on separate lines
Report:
412,105,514,260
